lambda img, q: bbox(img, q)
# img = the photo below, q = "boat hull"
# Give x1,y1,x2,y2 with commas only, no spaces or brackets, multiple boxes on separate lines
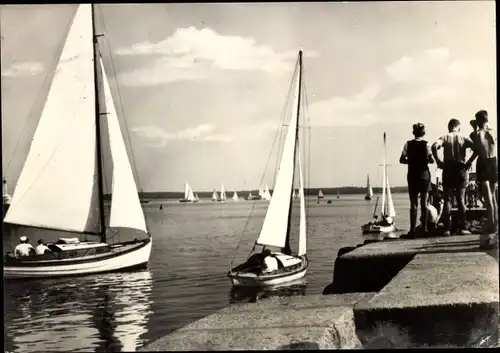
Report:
361,223,396,234
228,255,308,287
179,199,199,203
364,196,372,201
4,238,152,279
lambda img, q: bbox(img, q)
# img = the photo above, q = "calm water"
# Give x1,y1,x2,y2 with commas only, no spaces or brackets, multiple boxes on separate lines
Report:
3,193,412,353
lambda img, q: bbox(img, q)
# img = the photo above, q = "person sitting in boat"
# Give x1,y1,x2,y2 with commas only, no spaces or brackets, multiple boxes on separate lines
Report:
35,239,52,255
261,249,279,273
14,236,36,258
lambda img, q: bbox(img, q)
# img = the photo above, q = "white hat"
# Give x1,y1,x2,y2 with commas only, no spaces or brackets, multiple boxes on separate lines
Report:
20,236,28,242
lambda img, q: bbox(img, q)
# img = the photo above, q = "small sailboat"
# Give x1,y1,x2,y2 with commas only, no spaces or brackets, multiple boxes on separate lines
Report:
245,191,254,200
194,193,200,202
292,189,298,199
364,174,374,201
257,185,265,200
361,133,396,234
219,184,227,202
212,189,218,202
232,191,239,201
336,189,340,199
3,4,152,279
228,50,308,287
179,181,199,203
318,189,324,199
262,184,272,201
3,177,12,217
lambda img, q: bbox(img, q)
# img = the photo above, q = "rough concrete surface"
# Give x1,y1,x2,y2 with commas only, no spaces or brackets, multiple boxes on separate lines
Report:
330,235,490,294
354,252,499,348
140,293,374,351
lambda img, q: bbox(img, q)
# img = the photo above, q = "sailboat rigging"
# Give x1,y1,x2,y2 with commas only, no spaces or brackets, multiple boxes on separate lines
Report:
361,132,396,234
228,50,309,287
3,4,152,279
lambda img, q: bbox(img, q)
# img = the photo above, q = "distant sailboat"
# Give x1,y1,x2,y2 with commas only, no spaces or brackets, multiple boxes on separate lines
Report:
245,191,254,200
194,193,200,202
219,184,226,202
212,189,218,202
3,4,152,279
232,191,239,201
318,189,324,199
262,184,272,201
337,189,340,199
179,181,198,203
258,185,265,200
365,174,374,201
228,50,309,287
3,178,12,217
361,133,396,233
292,188,298,199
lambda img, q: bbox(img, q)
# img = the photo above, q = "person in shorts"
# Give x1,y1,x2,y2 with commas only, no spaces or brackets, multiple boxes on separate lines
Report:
431,118,477,236
399,123,434,237
468,110,498,248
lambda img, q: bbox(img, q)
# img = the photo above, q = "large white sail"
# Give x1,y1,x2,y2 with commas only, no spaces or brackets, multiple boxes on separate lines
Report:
232,191,239,200
100,58,147,233
4,5,102,234
297,146,307,256
262,184,272,200
256,60,301,249
212,190,218,201
258,186,264,198
385,172,396,218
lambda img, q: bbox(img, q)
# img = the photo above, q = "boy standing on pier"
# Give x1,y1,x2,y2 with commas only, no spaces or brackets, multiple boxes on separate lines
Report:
431,118,477,236
468,110,498,249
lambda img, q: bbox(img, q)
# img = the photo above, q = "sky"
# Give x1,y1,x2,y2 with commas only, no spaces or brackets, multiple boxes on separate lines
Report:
1,2,496,193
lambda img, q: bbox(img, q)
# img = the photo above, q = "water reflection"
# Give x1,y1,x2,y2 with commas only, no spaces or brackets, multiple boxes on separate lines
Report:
4,270,153,353
228,279,307,304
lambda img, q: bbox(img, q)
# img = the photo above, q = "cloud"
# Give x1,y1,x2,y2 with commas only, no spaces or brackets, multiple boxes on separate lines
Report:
307,47,494,128
132,123,233,147
116,27,318,86
2,61,44,77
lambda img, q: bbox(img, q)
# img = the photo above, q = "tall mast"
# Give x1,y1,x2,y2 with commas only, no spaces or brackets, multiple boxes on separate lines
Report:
383,132,387,215
283,50,303,255
91,4,107,240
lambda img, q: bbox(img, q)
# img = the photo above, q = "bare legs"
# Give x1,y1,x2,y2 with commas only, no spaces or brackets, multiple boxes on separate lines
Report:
454,185,468,233
409,193,418,233
480,181,498,232
420,191,429,232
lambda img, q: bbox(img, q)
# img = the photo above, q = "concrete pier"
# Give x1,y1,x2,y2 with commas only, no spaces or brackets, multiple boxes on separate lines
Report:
141,235,498,350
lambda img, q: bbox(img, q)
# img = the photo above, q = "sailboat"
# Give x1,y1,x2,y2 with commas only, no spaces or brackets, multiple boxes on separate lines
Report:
228,50,308,287
3,178,12,217
245,191,254,200
336,189,340,199
179,181,198,203
261,184,272,201
364,174,374,201
3,4,152,279
361,133,396,233
218,184,227,202
212,189,218,202
232,191,239,201
194,193,200,202
318,189,324,199
292,189,298,199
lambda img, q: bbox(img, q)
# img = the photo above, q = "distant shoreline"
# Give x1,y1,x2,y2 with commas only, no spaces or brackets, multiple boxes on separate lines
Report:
103,187,409,201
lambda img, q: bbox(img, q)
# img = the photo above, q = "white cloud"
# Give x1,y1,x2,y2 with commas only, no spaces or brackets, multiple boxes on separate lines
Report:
2,61,44,77
116,27,318,86
132,123,233,147
307,47,494,128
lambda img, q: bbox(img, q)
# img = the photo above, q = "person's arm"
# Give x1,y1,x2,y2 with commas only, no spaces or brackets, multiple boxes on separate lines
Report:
399,142,408,164
431,137,444,168
426,142,434,164
29,245,36,256
465,136,477,169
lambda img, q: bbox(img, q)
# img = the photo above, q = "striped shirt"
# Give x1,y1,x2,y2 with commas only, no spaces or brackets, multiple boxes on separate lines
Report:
434,131,475,164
